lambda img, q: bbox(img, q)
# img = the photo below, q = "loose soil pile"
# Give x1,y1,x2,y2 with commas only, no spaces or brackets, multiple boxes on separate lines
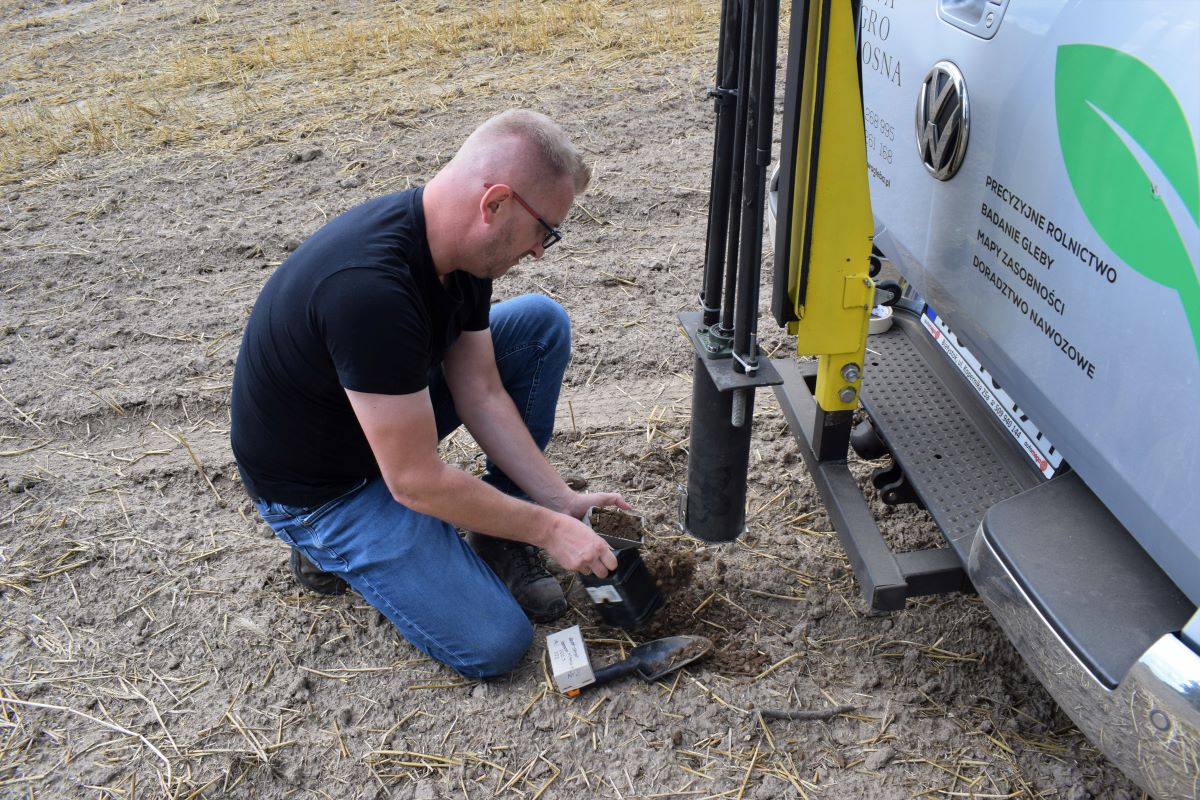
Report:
0,2,1140,798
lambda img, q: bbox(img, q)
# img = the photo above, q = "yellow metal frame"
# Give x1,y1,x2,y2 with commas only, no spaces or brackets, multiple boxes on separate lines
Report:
783,0,874,412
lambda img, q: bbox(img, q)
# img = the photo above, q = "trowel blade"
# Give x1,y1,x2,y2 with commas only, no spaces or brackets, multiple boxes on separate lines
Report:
629,635,712,681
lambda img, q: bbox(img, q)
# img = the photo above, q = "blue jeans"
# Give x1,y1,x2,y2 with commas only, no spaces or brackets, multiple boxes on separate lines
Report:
255,294,571,677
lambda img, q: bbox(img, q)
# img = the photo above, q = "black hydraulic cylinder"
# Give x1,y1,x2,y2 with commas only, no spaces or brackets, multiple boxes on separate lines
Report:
733,0,779,368
719,0,757,333
701,0,742,327
684,354,756,542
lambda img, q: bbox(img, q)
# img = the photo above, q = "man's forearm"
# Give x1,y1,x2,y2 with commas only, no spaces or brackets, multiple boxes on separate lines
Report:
388,455,619,575
387,458,618,578
455,390,574,513
389,460,566,548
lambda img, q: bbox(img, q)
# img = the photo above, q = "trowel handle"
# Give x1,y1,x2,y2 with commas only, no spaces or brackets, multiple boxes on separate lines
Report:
590,658,641,688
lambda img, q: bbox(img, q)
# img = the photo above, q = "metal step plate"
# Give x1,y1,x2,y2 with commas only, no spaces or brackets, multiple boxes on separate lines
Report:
981,471,1193,689
860,308,1043,559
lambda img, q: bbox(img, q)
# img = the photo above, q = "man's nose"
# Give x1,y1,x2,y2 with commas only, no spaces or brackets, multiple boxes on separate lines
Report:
529,241,545,259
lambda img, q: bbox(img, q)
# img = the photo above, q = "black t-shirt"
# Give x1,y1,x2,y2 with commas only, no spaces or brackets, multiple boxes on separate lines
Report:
230,187,492,505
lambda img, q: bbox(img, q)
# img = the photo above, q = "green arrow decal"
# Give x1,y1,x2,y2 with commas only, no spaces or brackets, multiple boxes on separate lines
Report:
1055,44,1200,356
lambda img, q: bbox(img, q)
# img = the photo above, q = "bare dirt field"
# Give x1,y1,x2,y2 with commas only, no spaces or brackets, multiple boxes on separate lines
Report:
0,2,1144,798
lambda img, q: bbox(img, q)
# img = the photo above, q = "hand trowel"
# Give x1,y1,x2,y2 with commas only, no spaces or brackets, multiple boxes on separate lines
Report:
588,635,712,688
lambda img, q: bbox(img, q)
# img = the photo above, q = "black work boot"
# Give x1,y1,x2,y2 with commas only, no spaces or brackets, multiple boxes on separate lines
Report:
289,548,348,596
467,533,567,623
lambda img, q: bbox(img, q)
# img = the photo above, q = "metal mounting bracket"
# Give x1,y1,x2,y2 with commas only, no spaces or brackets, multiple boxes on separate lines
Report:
680,311,783,393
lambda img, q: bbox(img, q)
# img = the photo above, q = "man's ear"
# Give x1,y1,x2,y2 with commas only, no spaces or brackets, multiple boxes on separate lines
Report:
480,183,511,224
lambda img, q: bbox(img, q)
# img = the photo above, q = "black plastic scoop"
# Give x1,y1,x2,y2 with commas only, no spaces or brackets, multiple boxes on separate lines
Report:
588,635,712,688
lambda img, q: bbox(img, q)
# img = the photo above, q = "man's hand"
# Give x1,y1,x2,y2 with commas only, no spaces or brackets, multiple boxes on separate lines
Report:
560,491,631,521
541,491,630,579
544,515,619,578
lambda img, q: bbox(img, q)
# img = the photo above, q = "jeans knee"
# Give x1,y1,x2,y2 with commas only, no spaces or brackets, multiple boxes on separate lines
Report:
457,611,533,678
525,294,572,356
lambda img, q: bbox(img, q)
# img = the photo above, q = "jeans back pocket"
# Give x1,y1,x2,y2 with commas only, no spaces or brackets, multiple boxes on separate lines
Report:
300,478,371,528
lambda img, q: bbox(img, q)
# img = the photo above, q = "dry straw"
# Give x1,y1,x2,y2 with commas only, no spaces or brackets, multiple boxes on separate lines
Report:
0,1,712,187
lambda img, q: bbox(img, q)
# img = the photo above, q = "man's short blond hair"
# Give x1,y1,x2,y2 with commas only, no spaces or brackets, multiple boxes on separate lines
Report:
458,109,591,194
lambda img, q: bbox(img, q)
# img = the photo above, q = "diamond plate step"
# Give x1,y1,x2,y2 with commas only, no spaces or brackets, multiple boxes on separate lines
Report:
859,308,1044,561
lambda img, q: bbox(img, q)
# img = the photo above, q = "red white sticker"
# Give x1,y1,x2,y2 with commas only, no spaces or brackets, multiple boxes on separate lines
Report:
922,308,1061,479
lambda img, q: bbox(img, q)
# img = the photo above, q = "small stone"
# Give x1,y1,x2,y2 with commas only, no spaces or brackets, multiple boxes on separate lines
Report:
671,729,683,746
864,746,895,771
0,354,13,365
289,148,323,163
288,674,311,701
282,238,302,252
337,175,363,189
6,475,36,493
471,683,488,699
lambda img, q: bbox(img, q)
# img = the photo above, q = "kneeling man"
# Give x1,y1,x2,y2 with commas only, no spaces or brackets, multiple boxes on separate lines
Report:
231,110,625,677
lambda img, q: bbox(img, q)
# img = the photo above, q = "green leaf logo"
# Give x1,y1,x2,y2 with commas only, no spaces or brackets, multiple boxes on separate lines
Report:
1056,44,1200,357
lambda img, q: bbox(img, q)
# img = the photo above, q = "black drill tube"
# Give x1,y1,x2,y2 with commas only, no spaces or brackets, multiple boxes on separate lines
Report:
732,0,780,368
685,0,775,544
684,355,756,542
701,0,742,328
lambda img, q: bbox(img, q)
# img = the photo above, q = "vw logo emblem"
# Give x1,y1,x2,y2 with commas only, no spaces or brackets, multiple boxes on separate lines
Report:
915,61,970,180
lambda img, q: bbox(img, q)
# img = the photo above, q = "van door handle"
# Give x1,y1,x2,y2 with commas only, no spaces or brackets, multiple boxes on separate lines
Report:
937,0,1009,40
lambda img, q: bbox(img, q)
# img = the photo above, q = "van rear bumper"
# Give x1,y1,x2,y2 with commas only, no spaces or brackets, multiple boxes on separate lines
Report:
970,528,1200,800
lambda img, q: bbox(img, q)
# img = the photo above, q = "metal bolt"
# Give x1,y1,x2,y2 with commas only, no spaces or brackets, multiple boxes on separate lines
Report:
731,389,747,427
841,363,861,382
838,386,857,404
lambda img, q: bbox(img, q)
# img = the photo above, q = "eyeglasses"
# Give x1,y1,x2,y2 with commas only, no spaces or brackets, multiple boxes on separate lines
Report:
484,182,562,250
